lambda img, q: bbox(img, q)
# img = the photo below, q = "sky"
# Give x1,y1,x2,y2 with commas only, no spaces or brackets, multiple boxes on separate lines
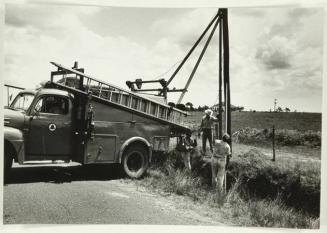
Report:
4,3,323,112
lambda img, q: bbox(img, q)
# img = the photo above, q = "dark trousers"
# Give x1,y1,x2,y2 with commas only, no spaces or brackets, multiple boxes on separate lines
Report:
202,128,213,152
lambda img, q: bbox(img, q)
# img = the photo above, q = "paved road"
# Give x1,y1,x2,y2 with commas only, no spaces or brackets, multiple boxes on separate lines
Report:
4,163,227,225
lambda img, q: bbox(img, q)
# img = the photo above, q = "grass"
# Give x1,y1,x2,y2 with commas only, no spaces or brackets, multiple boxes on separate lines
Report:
232,127,321,147
138,110,322,227
228,149,321,216
184,111,321,155
138,149,320,228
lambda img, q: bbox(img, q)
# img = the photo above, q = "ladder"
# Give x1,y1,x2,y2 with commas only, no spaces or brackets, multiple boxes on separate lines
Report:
49,62,190,132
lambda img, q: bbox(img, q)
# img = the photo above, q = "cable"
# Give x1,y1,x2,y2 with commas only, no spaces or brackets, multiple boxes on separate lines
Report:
153,60,182,80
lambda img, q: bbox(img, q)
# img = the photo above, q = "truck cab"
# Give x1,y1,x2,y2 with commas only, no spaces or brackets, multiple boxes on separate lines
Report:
4,89,74,169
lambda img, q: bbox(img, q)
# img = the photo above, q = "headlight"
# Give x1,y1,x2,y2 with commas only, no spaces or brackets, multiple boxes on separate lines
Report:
4,118,10,125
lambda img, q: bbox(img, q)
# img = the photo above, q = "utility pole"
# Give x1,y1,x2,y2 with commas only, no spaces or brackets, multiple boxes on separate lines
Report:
274,98,277,112
221,8,231,150
218,11,223,140
272,125,276,161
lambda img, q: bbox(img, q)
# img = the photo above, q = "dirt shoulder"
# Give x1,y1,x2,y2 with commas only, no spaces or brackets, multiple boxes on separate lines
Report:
121,179,236,226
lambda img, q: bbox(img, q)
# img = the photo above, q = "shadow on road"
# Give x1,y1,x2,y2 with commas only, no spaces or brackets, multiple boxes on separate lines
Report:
4,163,125,185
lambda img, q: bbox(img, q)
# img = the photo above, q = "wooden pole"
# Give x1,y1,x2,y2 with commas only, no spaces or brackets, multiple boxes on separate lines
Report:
221,8,231,195
222,8,231,150
218,15,223,140
272,125,276,161
7,86,10,106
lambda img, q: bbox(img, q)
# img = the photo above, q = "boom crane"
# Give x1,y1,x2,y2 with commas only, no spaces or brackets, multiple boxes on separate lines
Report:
126,8,231,146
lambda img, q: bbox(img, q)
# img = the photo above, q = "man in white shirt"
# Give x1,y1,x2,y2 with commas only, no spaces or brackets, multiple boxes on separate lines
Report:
212,133,231,200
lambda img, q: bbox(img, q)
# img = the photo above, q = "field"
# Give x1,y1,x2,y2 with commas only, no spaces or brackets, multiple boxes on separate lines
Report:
184,111,322,151
185,111,322,132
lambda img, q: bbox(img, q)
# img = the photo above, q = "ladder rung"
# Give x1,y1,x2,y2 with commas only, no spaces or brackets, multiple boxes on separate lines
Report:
155,104,160,117
128,96,132,108
136,98,141,111
98,83,103,97
109,91,113,101
119,92,123,105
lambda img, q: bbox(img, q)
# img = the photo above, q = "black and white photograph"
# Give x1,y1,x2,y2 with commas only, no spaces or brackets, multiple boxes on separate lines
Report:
2,0,325,230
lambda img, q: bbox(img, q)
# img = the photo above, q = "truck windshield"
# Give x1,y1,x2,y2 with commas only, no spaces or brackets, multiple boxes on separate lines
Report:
10,93,35,111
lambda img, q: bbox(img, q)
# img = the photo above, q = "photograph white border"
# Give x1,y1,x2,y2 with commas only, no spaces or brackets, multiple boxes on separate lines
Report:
0,0,326,233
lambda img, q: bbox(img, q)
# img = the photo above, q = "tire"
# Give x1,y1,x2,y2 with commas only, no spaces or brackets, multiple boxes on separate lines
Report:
4,145,13,182
122,144,149,179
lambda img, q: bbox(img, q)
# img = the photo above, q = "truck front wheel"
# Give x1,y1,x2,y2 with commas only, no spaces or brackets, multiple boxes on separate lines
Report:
122,144,149,179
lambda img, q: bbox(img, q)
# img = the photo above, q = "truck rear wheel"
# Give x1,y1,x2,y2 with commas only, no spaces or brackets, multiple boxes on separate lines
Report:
122,144,149,179
4,145,13,182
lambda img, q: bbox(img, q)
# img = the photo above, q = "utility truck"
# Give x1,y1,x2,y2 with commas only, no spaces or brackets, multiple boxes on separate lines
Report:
4,62,190,179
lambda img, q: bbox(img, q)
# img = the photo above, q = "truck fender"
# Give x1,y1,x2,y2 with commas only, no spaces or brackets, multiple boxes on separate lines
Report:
119,137,152,163
4,126,25,164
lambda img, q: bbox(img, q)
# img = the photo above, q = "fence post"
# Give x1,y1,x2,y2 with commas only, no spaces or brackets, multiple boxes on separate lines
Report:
272,125,276,161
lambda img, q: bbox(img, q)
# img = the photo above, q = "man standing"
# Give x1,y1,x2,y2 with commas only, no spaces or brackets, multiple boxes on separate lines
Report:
212,133,231,201
178,132,197,171
199,109,217,153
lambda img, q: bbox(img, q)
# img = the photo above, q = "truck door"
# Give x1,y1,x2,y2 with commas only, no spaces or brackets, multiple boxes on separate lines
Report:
25,95,72,159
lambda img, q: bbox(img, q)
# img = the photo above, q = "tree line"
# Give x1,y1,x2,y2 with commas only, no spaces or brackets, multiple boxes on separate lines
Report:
168,102,244,112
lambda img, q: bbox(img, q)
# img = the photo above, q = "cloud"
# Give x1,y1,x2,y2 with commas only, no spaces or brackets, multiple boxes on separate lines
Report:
151,8,218,50
5,3,100,38
255,36,296,70
288,8,315,18
252,7,322,103
231,8,266,18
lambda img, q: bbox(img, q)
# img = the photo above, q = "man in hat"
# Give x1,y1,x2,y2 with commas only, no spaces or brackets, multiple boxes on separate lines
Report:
178,131,197,170
212,133,231,201
199,109,217,153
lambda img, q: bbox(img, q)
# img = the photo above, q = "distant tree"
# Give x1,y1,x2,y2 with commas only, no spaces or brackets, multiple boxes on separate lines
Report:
185,102,194,111
176,104,186,111
231,106,237,111
239,106,244,111
285,107,291,112
276,106,283,112
168,102,175,108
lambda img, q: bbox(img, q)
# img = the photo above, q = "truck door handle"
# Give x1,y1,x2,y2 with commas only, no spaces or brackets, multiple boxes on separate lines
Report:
63,122,70,125
128,120,136,124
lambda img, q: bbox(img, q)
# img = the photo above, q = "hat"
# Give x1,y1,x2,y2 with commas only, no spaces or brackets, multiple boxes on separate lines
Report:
222,133,230,142
204,109,213,116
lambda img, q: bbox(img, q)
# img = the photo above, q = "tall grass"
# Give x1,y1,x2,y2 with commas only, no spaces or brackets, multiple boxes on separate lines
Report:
228,149,321,216
232,127,321,147
141,149,320,228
